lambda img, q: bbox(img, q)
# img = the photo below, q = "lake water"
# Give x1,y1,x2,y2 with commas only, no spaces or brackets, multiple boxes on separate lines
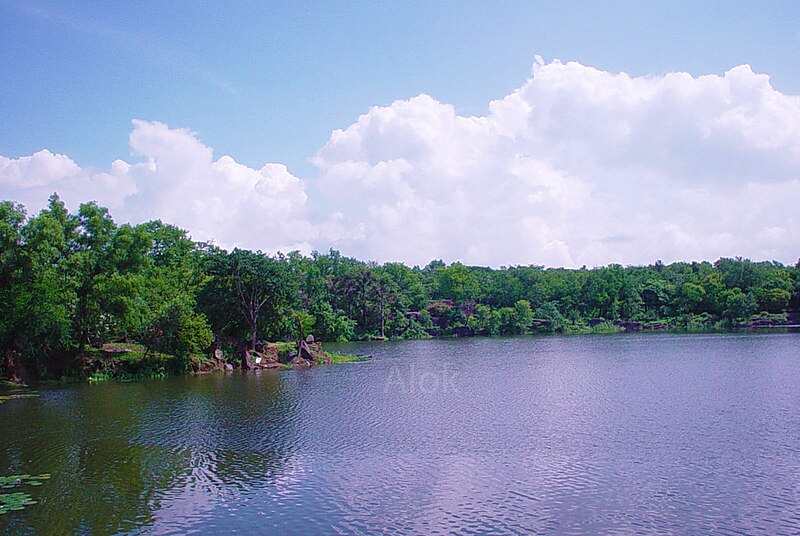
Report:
2,333,800,534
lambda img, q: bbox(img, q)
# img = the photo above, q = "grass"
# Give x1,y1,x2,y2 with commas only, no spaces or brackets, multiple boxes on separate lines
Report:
0,379,27,388
273,341,296,354
84,342,148,361
327,352,369,364
83,342,175,383
0,393,39,405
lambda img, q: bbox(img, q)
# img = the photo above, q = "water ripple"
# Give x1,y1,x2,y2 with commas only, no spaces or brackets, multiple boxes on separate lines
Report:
2,333,800,534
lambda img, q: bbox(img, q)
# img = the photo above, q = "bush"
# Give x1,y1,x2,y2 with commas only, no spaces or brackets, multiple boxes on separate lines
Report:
142,302,213,365
534,301,567,332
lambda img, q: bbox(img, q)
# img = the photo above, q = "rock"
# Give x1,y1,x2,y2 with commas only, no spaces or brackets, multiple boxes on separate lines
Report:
453,326,475,337
291,356,312,368
243,350,255,370
613,321,642,332
261,343,282,362
297,339,315,360
741,316,796,328
643,322,675,331
225,363,234,371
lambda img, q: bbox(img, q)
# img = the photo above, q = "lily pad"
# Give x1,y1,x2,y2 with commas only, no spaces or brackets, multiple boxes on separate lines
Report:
0,491,37,514
0,472,49,514
0,393,39,405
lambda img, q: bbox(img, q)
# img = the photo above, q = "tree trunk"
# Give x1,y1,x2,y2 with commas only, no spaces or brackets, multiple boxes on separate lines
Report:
380,297,385,338
3,351,30,384
242,348,254,370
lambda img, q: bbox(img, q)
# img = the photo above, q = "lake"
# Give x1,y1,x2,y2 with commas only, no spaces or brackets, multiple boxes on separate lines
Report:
2,333,800,534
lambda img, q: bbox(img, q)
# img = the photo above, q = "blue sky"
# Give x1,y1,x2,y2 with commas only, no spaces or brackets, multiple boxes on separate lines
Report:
2,1,800,266
4,0,799,174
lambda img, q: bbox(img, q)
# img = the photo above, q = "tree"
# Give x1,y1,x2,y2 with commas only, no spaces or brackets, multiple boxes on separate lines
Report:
535,301,566,332
485,270,523,308
434,263,480,303
468,304,499,335
750,270,793,313
142,301,213,365
69,202,118,351
3,195,77,377
512,300,534,334
200,249,294,361
721,288,757,323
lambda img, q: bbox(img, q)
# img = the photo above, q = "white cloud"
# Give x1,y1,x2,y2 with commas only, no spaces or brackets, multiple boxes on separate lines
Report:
0,150,81,189
1,60,799,266
313,60,800,266
0,120,312,254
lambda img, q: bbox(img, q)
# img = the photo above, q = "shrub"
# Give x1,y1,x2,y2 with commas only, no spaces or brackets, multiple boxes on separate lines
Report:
142,301,213,365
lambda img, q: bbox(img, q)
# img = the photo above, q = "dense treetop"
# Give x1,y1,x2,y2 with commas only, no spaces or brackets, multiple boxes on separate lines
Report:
1,196,798,380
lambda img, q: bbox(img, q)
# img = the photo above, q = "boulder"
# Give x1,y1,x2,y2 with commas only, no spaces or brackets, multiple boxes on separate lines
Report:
643,322,675,331
291,356,312,368
613,320,642,332
453,326,475,337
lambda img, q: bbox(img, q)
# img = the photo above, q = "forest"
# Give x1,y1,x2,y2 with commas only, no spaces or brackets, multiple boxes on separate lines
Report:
2,195,799,381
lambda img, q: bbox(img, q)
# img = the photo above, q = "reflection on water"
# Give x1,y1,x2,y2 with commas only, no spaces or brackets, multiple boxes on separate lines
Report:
2,333,800,534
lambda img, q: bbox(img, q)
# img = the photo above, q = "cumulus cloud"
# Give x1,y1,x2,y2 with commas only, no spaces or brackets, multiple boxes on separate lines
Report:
313,60,800,266
0,120,312,254
1,59,799,266
0,150,81,189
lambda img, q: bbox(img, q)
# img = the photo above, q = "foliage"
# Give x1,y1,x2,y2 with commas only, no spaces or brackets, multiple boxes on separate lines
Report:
534,301,567,332
198,248,295,346
327,352,370,364
141,302,213,361
0,393,39,405
0,473,50,515
1,196,798,381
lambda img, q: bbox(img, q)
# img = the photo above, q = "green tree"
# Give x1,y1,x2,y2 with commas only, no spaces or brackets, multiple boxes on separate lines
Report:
535,301,567,332
512,300,535,334
721,288,757,323
3,195,77,377
434,263,480,303
199,248,294,351
143,301,213,365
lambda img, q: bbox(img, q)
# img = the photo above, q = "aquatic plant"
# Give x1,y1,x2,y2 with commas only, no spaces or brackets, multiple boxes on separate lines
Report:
0,393,38,405
327,352,369,364
0,474,50,515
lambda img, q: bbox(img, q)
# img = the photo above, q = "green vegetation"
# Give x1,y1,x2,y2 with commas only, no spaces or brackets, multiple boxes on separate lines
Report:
1,195,798,382
327,352,370,364
0,393,39,405
0,474,50,515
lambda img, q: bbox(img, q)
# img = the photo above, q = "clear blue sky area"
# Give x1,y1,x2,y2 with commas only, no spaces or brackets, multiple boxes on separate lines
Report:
2,0,800,175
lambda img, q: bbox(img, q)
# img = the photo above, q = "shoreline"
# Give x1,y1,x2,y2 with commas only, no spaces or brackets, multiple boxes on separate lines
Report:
3,327,798,388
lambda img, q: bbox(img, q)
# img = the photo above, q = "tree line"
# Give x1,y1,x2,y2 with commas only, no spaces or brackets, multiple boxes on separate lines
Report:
2,195,799,380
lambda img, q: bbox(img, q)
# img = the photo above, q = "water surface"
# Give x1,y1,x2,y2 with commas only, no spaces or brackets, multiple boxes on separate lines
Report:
2,333,800,534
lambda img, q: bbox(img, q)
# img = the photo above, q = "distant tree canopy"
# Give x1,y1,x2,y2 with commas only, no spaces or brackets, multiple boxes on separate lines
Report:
1,196,798,379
